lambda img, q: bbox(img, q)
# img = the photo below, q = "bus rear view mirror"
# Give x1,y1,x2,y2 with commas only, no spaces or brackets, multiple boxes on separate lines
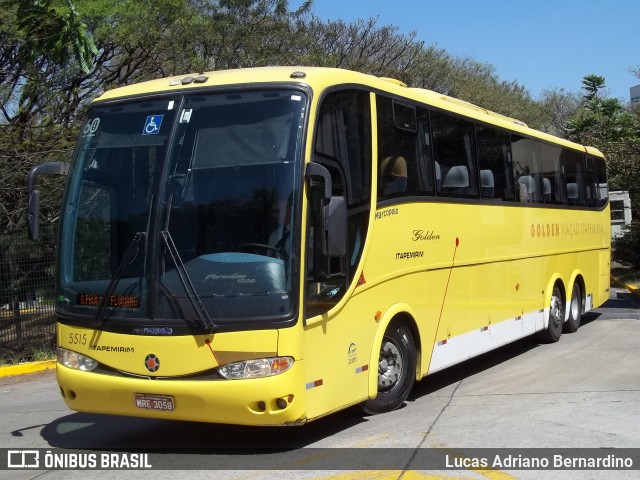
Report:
27,189,41,241
305,162,347,258
26,161,69,241
324,196,347,257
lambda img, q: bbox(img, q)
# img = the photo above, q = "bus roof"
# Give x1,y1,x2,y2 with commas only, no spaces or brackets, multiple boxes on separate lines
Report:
94,66,604,158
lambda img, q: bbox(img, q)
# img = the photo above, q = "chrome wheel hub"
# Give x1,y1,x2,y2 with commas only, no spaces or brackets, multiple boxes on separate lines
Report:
550,294,563,328
378,339,403,391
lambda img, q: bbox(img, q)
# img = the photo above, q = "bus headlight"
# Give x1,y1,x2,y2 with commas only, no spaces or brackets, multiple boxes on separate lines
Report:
57,347,98,372
218,357,294,379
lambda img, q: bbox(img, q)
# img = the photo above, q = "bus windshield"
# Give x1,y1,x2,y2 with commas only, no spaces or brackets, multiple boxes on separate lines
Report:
58,89,306,330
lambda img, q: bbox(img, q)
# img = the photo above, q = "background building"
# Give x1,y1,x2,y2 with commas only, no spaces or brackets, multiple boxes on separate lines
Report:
610,190,632,238
631,85,640,105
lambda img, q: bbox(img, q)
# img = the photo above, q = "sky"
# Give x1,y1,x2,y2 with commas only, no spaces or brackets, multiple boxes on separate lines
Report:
293,0,639,101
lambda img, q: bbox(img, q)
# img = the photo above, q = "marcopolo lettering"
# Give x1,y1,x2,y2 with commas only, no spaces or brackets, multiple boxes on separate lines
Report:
375,207,399,220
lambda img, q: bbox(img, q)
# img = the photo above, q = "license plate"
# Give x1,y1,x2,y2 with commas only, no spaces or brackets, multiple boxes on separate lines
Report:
134,394,175,411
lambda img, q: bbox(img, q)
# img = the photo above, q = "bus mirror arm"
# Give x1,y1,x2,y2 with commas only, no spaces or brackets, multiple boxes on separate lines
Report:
26,162,69,241
305,162,332,201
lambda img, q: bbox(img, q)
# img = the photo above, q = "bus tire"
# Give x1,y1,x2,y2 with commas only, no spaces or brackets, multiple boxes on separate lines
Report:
563,282,582,333
361,322,416,415
539,285,564,343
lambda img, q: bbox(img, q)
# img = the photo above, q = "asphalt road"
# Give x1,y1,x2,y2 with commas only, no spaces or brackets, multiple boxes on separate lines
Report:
1,286,639,480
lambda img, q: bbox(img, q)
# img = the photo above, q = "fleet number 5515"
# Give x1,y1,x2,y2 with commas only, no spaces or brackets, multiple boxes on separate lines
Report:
68,333,87,345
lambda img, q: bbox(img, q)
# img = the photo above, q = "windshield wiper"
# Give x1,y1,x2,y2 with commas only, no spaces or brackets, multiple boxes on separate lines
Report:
161,230,217,332
93,232,146,328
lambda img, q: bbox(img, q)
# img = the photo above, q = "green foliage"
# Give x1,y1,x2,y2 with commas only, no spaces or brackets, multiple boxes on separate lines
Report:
536,88,582,137
581,74,606,100
444,58,546,129
566,77,636,147
1,0,101,231
612,221,640,270
564,75,640,217
14,0,97,73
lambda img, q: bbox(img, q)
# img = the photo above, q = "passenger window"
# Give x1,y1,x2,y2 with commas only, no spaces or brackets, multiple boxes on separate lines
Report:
539,143,564,204
476,125,513,200
563,149,587,206
431,112,478,197
594,156,608,207
511,136,542,203
377,97,432,198
585,156,597,207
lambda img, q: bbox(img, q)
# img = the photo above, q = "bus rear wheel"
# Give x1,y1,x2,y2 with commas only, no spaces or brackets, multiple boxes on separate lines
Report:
539,285,564,343
361,322,416,415
563,282,582,333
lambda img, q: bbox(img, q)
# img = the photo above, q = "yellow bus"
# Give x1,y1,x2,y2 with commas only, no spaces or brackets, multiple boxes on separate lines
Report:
28,67,610,425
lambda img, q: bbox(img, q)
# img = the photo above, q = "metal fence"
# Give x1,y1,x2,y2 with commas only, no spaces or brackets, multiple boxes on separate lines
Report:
0,225,57,364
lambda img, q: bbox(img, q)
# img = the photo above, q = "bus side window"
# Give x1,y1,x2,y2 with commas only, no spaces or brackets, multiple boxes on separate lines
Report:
511,136,543,203
431,111,478,198
539,143,564,205
376,96,426,198
585,156,597,207
563,149,587,206
476,125,513,200
594,156,608,207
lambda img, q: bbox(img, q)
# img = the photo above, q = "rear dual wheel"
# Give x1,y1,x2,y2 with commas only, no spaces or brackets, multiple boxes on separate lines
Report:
539,285,564,343
563,282,583,333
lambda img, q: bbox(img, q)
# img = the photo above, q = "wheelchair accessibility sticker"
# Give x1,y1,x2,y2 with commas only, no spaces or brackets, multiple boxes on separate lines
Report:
142,115,164,135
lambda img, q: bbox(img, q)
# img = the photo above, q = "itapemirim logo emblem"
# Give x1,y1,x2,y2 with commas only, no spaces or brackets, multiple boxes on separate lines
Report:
144,354,160,373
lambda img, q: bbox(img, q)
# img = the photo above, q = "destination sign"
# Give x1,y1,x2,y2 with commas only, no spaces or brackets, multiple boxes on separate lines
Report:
78,294,140,308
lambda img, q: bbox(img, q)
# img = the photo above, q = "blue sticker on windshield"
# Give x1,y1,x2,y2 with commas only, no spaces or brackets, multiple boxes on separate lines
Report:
142,115,164,135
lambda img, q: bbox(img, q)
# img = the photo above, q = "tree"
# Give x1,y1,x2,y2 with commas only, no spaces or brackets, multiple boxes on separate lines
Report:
566,74,636,147
612,221,640,270
537,87,582,137
0,0,98,351
1,0,100,232
565,74,640,218
1,0,97,127
580,74,606,100
442,57,546,129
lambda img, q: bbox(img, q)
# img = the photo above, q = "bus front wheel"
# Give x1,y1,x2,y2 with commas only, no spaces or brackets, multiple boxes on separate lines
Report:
361,322,416,415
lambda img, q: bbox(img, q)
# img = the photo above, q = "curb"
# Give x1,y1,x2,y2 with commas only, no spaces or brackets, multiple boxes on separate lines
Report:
0,360,56,378
611,275,640,299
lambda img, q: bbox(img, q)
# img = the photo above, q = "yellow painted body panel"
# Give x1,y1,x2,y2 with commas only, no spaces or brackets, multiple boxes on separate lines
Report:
302,293,376,418
302,200,609,413
57,360,307,426
57,323,278,375
56,324,309,425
